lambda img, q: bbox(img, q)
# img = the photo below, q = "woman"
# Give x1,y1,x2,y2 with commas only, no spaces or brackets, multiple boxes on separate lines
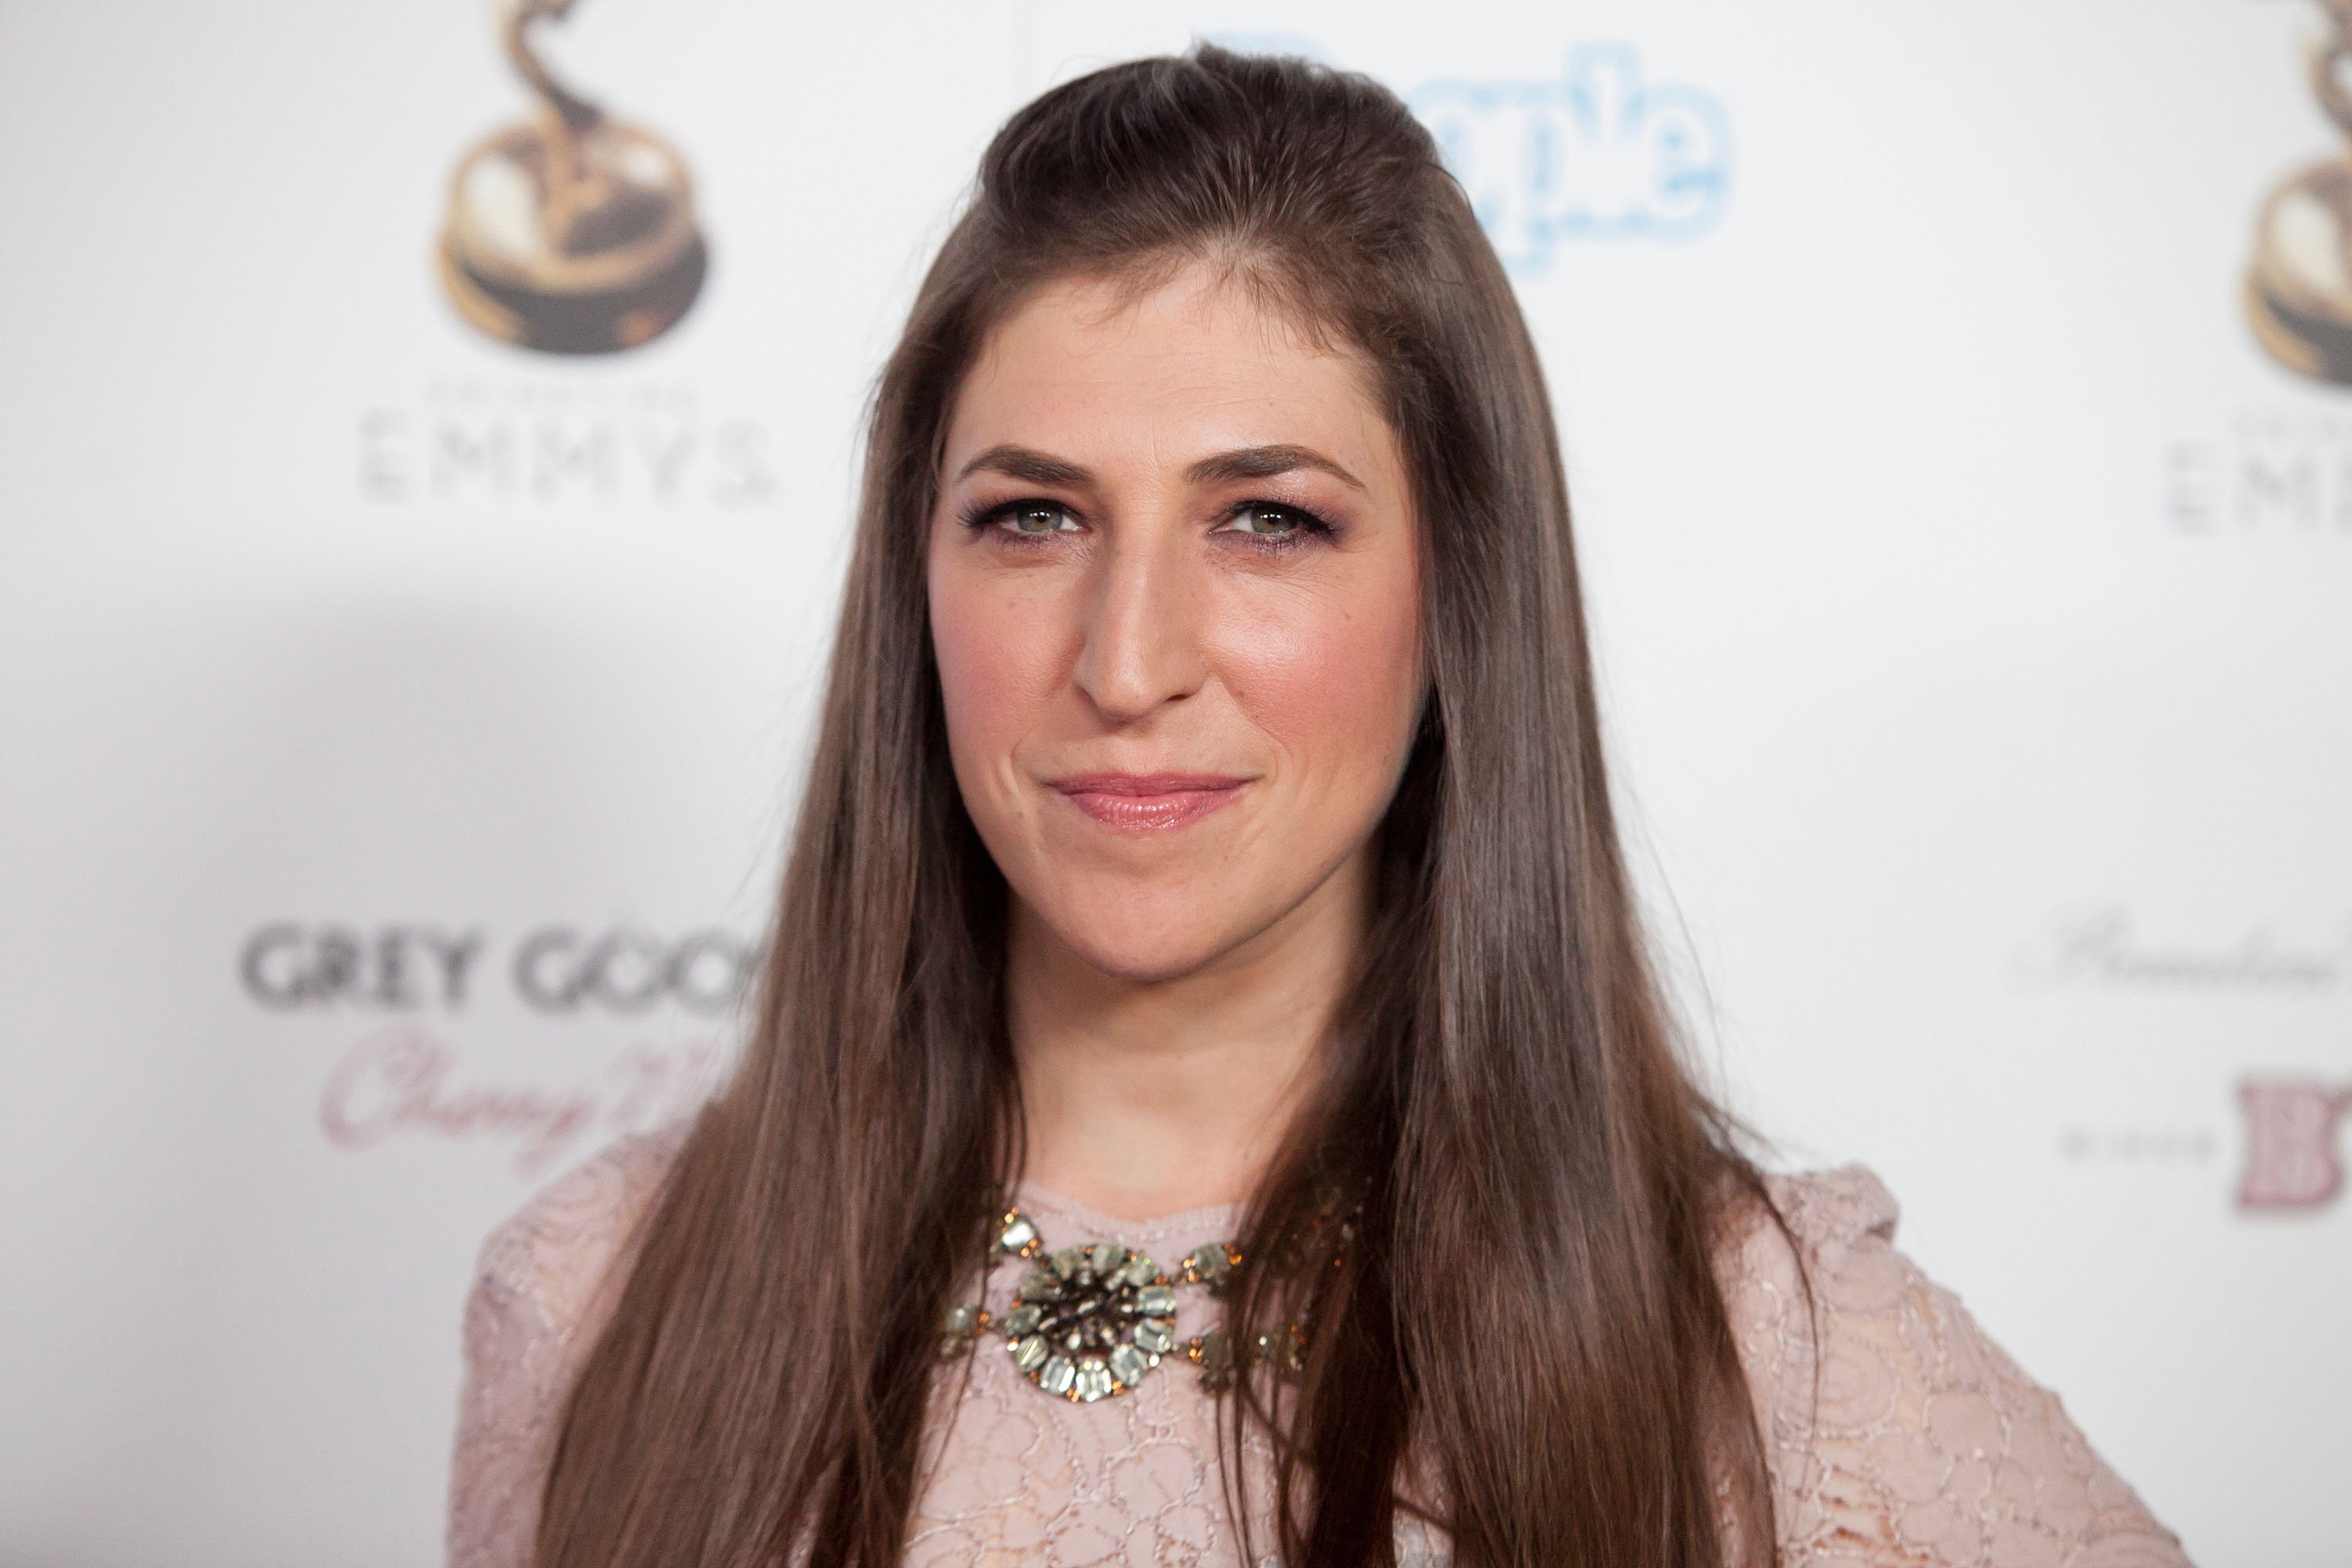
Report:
447,44,2193,1568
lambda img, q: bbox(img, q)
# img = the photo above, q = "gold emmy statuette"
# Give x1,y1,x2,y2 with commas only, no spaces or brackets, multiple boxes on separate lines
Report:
2249,0,2352,383
438,0,706,354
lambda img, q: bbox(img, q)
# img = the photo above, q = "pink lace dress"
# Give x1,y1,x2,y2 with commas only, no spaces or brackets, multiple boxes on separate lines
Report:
446,1122,2194,1567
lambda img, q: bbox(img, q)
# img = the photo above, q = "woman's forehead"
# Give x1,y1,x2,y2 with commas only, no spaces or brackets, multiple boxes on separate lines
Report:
946,263,1396,482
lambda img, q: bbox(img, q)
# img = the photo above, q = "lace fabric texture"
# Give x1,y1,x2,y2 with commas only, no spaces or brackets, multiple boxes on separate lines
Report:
447,1121,2193,1567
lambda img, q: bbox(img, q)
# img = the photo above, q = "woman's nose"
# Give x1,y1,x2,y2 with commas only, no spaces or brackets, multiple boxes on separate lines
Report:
1069,523,1207,723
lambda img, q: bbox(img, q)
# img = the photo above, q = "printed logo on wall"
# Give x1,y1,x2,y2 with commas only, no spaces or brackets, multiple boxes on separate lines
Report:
2017,906,2352,1215
437,0,707,356
358,0,774,510
240,921,751,1174
1407,46,1732,275
2240,1078,2352,1209
1189,39,1733,277
2167,4,2352,536
2246,0,2352,386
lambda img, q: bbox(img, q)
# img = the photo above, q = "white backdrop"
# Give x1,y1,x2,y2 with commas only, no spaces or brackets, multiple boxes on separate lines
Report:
2,2,2345,1563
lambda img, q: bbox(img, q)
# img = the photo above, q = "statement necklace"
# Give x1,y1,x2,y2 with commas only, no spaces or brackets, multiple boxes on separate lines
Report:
938,1203,1260,1403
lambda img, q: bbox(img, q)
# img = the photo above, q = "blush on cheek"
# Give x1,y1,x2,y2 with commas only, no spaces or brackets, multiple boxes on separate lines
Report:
1217,589,1422,780
927,564,1068,776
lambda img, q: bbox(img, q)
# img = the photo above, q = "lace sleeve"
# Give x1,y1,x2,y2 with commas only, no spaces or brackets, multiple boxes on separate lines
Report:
1727,1166,2194,1568
445,1121,692,1568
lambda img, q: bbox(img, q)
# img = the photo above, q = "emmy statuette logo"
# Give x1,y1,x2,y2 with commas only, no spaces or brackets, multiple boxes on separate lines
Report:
2159,7,2352,539
2247,0,2352,385
438,0,707,355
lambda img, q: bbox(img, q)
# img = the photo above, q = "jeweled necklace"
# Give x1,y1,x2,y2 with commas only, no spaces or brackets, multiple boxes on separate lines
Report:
938,1203,1266,1402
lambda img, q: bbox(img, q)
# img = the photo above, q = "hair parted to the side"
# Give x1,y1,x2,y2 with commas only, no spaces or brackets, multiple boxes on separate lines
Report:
532,42,1798,1568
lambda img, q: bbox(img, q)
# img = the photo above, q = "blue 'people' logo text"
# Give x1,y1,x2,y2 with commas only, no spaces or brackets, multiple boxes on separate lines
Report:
1409,45,1732,274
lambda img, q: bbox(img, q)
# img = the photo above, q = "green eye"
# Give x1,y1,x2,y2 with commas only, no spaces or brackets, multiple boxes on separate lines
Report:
1226,504,1301,535
1005,505,1077,535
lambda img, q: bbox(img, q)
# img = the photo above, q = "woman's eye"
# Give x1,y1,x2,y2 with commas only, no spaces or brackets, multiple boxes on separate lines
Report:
1000,504,1079,536
1221,503,1306,537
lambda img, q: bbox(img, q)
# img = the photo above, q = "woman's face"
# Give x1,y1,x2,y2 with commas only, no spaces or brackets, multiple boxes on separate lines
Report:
927,261,1425,982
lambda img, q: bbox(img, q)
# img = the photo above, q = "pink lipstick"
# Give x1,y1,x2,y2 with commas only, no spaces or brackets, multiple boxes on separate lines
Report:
1047,771,1250,833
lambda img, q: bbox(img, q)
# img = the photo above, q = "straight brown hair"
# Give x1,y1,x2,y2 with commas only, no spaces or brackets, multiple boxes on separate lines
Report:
534,42,1793,1568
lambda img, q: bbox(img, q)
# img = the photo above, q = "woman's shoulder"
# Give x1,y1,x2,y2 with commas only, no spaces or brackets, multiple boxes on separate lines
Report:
1712,1163,1901,1345
466,1114,697,1339
448,1115,697,1568
1711,1162,2194,1566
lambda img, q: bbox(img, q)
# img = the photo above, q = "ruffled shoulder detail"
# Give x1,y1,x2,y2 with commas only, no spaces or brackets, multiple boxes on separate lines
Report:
1762,1163,1901,1254
447,1116,697,1568
1716,1163,2194,1567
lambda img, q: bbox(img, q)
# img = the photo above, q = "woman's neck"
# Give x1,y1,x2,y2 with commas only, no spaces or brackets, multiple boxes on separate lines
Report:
1005,847,1370,1224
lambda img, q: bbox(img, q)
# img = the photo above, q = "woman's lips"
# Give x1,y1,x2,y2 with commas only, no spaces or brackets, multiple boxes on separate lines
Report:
1047,771,1250,833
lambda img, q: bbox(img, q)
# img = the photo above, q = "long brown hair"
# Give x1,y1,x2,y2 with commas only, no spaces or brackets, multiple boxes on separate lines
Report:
535,42,1791,1568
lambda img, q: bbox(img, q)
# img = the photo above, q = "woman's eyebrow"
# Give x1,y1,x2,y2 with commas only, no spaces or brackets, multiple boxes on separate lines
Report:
953,442,1367,494
953,445,1094,487
1185,444,1367,492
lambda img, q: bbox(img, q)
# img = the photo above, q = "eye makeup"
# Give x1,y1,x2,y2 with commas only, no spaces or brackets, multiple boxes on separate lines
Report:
953,495,1341,554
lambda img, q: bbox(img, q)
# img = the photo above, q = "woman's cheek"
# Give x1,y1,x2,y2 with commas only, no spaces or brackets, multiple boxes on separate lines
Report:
932,575,1056,760
1217,583,1421,786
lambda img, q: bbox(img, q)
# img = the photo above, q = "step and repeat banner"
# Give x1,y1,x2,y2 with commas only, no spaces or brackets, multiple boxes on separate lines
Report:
0,1,2343,1563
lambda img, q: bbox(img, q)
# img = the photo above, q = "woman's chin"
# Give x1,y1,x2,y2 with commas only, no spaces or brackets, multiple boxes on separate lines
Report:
1050,925,1247,985
1020,891,1280,987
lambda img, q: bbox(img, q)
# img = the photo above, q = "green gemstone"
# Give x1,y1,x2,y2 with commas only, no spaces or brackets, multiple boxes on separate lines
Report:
1195,1328,1233,1374
1135,1285,1177,1316
1011,1334,1047,1373
998,1214,1038,1253
1134,1316,1174,1354
942,1304,979,1337
1002,1304,1041,1337
1017,1269,1061,1303
1119,1254,1159,1287
1050,1245,1085,1282
1088,1242,1126,1277
1039,1355,1076,1396
1074,1357,1115,1403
